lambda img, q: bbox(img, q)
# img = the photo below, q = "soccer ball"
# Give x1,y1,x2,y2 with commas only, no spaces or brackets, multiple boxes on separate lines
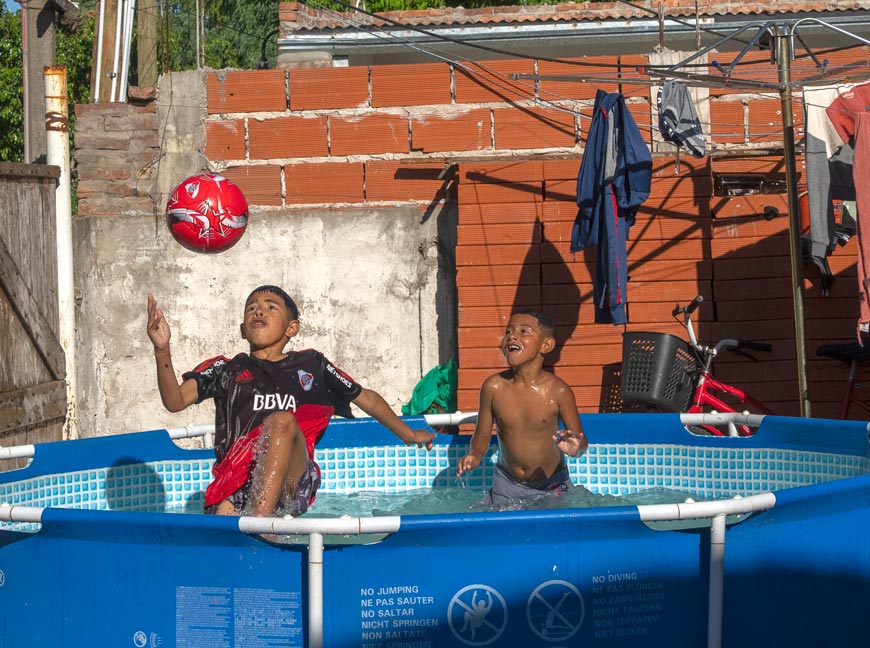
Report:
165,172,249,253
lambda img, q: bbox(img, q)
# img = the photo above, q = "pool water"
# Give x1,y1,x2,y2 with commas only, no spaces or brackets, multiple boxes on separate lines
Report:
302,485,702,518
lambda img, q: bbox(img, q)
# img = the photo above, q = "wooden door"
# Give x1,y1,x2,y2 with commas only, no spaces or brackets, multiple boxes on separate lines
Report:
0,163,66,468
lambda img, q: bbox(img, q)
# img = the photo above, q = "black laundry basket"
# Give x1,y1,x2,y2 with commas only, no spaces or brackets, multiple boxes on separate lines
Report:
621,332,698,412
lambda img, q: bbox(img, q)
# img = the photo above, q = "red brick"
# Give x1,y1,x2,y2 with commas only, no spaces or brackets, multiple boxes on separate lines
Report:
542,158,580,181
709,99,746,144
619,54,651,99
458,201,547,226
704,51,770,97
711,194,790,221
457,243,539,266
330,113,409,156
248,116,328,159
289,67,369,110
365,160,448,202
371,63,451,107
458,180,543,206
411,109,491,153
204,119,245,161
220,165,282,206
458,284,541,309
493,107,576,149
457,264,539,287
626,99,652,145
747,98,784,144
542,178,574,204
458,222,542,246
711,155,785,174
454,59,536,104
284,162,363,204
207,70,286,114
537,58,619,102
459,160,543,184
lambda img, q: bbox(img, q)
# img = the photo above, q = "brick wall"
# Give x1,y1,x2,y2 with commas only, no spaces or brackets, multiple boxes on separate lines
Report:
74,47,870,422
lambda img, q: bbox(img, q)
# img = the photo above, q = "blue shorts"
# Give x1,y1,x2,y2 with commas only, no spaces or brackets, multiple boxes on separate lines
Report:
483,463,573,506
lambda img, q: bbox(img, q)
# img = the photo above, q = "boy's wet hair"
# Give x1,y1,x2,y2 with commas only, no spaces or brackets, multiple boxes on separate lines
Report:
248,285,299,320
513,309,555,336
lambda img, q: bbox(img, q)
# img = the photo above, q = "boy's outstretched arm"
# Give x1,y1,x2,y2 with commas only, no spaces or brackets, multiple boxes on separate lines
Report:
352,388,436,450
147,294,199,413
553,380,588,458
456,378,496,477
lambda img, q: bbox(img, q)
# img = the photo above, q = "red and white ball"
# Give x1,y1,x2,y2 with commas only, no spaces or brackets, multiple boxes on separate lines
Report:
165,172,249,253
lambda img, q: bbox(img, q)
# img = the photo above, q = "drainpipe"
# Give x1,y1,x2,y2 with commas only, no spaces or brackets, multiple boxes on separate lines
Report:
44,65,78,440
20,0,30,161
707,513,726,648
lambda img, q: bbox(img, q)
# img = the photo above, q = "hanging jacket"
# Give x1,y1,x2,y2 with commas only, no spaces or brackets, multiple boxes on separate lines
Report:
572,89,652,325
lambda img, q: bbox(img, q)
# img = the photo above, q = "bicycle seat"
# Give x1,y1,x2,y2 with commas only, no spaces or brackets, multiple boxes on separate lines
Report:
816,342,870,365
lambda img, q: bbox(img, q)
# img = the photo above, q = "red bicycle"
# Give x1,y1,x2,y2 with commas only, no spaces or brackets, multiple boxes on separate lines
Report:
621,295,774,436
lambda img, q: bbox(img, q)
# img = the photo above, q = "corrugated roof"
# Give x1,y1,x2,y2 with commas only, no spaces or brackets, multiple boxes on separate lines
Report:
279,0,870,31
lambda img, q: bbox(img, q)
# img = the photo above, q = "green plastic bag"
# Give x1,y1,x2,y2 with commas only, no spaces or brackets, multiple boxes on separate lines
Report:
401,359,458,416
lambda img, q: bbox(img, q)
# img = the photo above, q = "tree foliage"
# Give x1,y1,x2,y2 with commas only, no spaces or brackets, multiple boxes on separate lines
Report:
0,3,94,163
157,0,281,72
0,5,24,162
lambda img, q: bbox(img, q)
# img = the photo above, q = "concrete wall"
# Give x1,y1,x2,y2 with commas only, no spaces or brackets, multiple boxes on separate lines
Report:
73,71,456,438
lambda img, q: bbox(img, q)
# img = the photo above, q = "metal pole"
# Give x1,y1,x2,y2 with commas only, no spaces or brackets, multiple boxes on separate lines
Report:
707,513,726,648
776,25,811,417
308,532,324,648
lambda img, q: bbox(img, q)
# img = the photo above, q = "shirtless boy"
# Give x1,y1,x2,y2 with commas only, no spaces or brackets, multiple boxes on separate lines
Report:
456,310,588,505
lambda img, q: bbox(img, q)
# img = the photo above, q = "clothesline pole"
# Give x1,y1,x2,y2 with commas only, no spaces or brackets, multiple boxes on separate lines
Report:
776,25,812,417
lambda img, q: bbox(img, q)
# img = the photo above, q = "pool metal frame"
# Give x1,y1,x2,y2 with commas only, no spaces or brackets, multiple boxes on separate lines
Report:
2,411,868,648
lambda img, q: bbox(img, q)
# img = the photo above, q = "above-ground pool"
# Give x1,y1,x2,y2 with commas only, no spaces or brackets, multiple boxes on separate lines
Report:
1,412,869,647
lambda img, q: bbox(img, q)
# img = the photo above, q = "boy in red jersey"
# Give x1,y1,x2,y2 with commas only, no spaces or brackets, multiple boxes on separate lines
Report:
147,286,436,517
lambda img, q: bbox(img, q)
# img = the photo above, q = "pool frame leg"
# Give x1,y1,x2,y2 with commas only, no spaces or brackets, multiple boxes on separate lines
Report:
708,513,726,648
309,532,324,648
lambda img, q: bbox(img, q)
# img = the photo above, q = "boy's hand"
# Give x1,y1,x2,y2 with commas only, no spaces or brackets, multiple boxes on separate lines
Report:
403,429,436,451
456,452,482,478
147,293,171,352
554,429,586,457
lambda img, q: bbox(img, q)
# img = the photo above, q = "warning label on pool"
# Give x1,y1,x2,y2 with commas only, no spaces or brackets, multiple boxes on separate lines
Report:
588,572,665,640
175,586,302,647
359,584,440,647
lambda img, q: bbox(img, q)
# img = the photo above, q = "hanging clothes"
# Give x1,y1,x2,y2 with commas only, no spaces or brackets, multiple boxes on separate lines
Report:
656,80,706,158
826,83,870,145
801,86,852,288
572,89,653,325
826,83,870,335
853,112,870,334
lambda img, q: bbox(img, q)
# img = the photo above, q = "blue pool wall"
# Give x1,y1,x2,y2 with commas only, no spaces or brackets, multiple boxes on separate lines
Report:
1,413,869,647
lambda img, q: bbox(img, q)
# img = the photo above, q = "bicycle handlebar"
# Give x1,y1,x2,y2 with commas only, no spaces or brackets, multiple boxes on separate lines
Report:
672,295,703,318
674,295,774,357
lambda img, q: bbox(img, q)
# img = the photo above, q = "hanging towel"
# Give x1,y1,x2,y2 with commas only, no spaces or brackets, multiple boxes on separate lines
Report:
853,112,870,337
573,90,653,325
656,80,706,158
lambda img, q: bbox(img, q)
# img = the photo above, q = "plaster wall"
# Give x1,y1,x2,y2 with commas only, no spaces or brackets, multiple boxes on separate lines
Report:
73,71,455,439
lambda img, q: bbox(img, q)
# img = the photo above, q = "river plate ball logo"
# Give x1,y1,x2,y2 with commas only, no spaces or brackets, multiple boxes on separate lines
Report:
166,172,248,253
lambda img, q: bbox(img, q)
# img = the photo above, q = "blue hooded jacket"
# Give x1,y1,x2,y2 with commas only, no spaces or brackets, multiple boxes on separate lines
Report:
572,90,652,325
